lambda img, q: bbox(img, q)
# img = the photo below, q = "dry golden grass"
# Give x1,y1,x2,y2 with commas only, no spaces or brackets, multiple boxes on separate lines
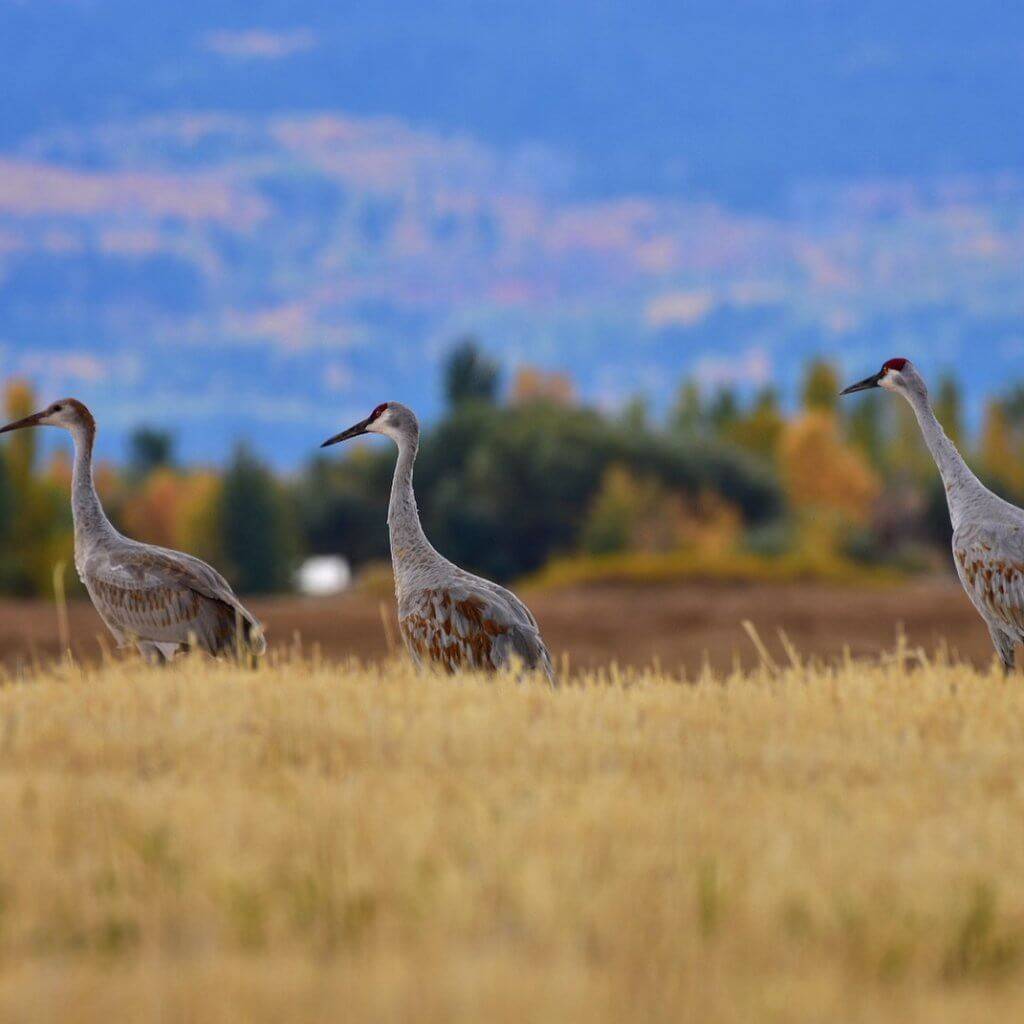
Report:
3,645,1024,1022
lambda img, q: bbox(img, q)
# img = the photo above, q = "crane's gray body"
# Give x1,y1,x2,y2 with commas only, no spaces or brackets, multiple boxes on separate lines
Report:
78,538,265,663
378,403,553,679
59,402,264,663
869,363,1024,671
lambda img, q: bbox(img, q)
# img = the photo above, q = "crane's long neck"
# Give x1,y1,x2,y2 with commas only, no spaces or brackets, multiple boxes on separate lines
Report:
387,432,440,581
904,387,988,531
70,423,118,547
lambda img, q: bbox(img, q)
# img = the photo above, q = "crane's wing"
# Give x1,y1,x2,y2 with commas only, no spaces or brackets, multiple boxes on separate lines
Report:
399,575,553,681
953,522,1024,639
82,544,265,657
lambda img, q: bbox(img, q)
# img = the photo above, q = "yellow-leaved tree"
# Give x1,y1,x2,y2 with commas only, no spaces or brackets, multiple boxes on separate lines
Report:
120,467,186,549
581,465,741,557
779,411,881,558
175,471,226,568
979,398,1024,495
2,380,73,595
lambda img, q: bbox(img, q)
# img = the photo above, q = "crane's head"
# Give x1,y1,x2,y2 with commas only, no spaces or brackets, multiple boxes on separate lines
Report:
0,398,95,437
320,401,419,448
840,358,923,399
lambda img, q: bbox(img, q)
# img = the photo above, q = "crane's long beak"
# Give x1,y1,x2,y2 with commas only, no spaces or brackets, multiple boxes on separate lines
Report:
0,410,45,434
321,415,373,448
840,371,884,396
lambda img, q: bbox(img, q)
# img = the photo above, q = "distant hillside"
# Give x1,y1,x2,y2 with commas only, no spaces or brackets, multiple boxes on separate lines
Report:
0,1,1023,464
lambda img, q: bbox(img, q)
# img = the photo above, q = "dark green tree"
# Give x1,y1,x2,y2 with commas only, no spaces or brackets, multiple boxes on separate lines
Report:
846,392,888,471
619,395,650,433
933,374,964,447
220,444,297,594
443,337,501,408
128,427,176,480
296,447,394,564
669,379,705,437
707,389,740,436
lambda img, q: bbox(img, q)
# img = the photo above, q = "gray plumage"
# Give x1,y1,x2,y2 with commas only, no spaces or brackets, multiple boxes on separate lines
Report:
0,399,264,663
322,401,554,680
843,359,1024,672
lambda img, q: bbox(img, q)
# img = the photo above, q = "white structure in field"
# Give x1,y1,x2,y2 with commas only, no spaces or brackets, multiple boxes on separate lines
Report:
296,556,351,597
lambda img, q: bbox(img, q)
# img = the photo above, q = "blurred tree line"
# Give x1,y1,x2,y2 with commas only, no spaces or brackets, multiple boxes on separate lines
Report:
3,340,1023,597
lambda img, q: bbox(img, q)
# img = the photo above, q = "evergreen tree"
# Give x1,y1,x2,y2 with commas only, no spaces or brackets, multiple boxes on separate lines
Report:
1000,384,1024,430
443,337,501,408
220,444,297,594
801,359,840,413
128,427,176,480
728,387,785,460
619,395,650,433
933,374,964,448
889,399,934,483
846,391,887,472
669,379,704,437
707,389,740,436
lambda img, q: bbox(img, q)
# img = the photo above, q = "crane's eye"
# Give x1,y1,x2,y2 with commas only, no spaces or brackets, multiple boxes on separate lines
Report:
52,404,63,412
371,403,388,420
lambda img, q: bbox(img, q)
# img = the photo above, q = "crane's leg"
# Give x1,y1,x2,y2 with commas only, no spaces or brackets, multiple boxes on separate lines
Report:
987,626,1016,676
136,640,170,667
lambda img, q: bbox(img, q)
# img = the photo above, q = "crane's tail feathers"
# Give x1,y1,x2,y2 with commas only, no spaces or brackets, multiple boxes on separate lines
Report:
225,603,266,661
246,620,267,658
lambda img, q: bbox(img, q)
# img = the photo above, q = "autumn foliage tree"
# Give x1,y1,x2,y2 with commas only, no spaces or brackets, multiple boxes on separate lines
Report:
779,412,881,530
1,380,72,595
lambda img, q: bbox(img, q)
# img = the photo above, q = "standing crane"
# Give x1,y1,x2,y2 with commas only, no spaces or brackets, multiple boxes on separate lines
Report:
842,358,1024,673
0,399,265,664
321,402,554,680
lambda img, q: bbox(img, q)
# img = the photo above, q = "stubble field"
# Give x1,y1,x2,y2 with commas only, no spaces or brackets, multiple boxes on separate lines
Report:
2,642,1024,1022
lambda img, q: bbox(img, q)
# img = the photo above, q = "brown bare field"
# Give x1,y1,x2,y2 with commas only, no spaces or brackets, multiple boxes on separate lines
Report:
0,578,1000,676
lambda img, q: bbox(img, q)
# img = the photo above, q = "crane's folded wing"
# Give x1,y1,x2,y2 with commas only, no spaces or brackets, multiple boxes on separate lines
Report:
400,580,552,677
82,545,264,653
953,525,1024,635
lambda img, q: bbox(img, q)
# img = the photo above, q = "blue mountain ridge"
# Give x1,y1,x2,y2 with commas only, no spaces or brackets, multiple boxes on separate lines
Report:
0,0,1021,464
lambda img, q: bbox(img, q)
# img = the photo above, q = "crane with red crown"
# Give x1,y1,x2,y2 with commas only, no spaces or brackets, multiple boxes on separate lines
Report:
321,401,554,681
843,358,1024,673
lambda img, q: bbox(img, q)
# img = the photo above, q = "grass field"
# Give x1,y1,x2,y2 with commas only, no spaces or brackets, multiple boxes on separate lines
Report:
3,646,1024,1022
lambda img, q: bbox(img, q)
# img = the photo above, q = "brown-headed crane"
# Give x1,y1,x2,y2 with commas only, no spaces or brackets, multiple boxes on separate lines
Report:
0,399,265,664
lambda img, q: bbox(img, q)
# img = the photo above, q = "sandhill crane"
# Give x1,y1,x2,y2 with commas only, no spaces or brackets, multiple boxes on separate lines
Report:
0,399,265,664
321,402,554,681
842,358,1024,673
